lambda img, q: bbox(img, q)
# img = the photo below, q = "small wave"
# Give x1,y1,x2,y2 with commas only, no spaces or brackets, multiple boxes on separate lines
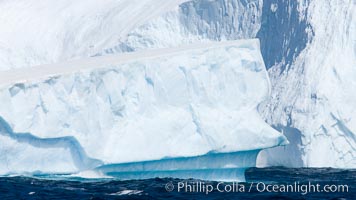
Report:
70,170,112,179
108,190,143,196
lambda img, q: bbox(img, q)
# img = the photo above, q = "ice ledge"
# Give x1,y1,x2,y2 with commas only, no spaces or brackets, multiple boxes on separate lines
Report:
0,39,261,87
0,116,102,173
96,150,261,181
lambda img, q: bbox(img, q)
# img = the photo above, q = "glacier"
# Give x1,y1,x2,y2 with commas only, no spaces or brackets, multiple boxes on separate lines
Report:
0,40,287,180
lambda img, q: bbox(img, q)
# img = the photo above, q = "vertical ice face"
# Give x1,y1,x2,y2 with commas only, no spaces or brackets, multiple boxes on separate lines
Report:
259,0,356,168
0,40,287,175
256,0,312,71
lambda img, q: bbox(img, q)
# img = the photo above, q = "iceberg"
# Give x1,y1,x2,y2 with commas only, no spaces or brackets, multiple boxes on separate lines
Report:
1,0,354,170
0,40,287,180
95,0,356,168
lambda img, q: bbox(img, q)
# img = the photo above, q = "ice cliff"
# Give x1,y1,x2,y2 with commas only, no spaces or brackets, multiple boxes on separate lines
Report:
97,0,356,168
0,40,287,178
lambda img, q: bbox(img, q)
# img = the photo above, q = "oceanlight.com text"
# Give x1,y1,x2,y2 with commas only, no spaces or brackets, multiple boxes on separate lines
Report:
165,181,349,195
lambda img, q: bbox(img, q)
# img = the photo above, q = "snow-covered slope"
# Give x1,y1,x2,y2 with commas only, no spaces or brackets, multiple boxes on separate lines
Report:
0,0,188,70
0,40,287,176
0,0,262,70
96,0,262,55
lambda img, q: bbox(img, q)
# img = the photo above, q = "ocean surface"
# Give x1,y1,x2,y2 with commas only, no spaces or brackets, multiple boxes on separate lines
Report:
0,167,355,199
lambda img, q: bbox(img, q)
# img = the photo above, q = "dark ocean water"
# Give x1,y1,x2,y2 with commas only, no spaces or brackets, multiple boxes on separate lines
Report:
0,167,355,200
